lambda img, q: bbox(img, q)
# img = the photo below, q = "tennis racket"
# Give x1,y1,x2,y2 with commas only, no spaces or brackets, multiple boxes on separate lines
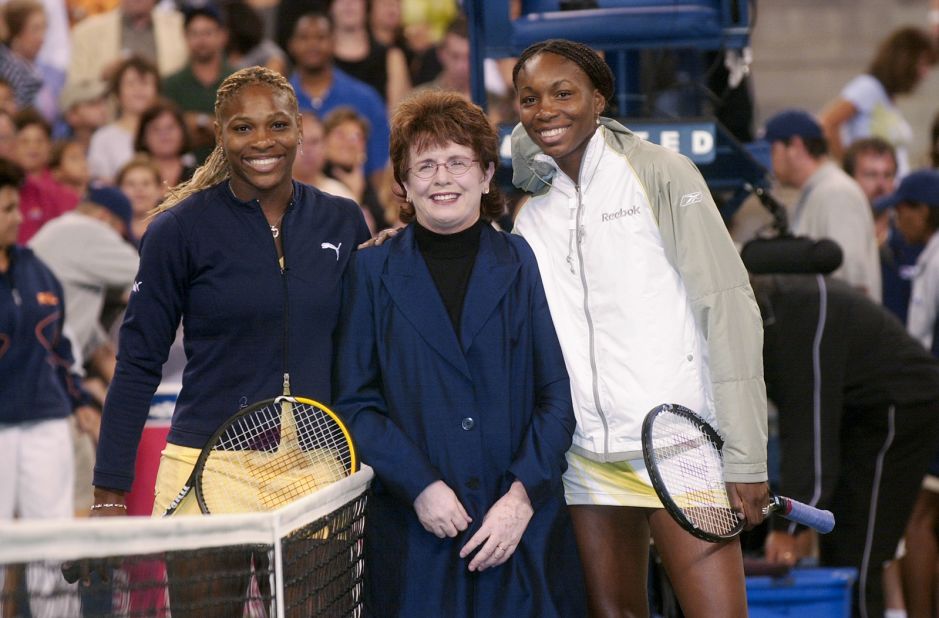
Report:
641,403,835,543
163,395,357,516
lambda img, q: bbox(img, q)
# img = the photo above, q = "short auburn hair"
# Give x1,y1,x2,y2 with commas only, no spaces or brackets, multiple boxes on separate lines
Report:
390,90,503,223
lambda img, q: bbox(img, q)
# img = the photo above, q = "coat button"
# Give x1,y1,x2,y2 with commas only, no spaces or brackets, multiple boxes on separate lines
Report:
461,417,475,431
466,477,480,490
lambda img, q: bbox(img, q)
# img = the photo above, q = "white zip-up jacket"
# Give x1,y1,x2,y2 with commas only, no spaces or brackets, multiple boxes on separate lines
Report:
512,119,767,483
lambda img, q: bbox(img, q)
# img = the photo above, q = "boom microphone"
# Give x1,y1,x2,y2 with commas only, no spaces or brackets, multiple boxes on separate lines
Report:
741,236,843,275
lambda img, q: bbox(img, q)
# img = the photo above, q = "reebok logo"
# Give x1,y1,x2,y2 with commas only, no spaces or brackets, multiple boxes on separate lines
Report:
601,207,640,222
679,192,703,208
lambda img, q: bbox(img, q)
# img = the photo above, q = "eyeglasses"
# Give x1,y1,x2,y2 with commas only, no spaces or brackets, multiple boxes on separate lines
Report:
408,157,478,180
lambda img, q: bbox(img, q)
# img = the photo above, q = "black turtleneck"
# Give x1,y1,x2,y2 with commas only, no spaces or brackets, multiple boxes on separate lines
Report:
414,219,483,335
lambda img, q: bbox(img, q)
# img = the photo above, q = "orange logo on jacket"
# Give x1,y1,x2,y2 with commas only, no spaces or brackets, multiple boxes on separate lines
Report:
36,291,59,306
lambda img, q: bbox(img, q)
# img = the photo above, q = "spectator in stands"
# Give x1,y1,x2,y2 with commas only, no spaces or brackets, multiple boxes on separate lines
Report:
323,106,385,231
222,1,287,76
0,157,96,615
54,78,109,148
512,39,766,617
286,10,390,193
0,78,17,115
29,185,138,382
763,109,882,301
844,138,922,324
87,56,159,183
332,88,585,617
820,26,936,177
133,99,195,190
66,0,186,86
12,108,80,242
869,169,939,618
0,0,65,123
370,0,439,87
331,0,411,109
50,139,90,197
291,112,358,203
162,4,234,165
0,110,15,159
754,273,939,617
412,16,515,124
117,155,162,240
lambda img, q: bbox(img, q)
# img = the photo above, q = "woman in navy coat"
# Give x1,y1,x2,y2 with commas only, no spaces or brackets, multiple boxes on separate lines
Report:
332,91,585,616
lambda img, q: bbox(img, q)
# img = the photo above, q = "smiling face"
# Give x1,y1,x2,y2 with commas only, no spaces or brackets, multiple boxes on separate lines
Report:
403,140,493,235
216,83,301,202
515,52,605,182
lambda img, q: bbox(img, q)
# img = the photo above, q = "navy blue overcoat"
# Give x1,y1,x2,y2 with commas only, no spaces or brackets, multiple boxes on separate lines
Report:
332,224,585,617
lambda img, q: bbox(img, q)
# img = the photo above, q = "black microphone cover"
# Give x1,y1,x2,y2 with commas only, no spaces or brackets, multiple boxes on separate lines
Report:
741,237,843,275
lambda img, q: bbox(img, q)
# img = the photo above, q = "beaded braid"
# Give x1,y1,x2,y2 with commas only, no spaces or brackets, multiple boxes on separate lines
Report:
511,39,615,105
154,66,300,214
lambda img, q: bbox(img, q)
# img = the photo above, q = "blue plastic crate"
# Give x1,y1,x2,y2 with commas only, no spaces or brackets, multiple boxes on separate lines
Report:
746,567,858,617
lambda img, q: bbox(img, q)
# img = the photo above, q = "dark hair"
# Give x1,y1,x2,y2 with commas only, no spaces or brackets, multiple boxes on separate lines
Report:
291,9,333,39
868,27,936,96
0,157,25,189
2,0,43,43
323,106,370,140
512,39,615,106
390,90,503,223
109,55,160,100
224,1,263,55
49,139,83,169
843,137,897,177
782,135,828,159
444,14,468,40
134,98,192,155
183,4,225,29
12,107,51,136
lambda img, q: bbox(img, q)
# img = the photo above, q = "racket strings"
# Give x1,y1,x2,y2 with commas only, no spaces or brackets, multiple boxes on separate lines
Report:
652,414,740,537
199,400,353,513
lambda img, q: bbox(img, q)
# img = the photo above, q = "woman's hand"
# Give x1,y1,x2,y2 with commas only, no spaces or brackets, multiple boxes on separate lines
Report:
413,480,472,538
726,481,769,529
357,226,402,249
460,480,533,572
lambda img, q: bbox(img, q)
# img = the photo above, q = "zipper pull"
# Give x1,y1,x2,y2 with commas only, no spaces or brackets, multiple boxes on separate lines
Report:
12,288,21,306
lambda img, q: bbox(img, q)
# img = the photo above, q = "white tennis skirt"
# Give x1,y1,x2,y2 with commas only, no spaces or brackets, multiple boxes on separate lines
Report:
563,450,664,508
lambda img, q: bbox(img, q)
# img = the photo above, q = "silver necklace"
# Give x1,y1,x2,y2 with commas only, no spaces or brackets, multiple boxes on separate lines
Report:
270,214,284,238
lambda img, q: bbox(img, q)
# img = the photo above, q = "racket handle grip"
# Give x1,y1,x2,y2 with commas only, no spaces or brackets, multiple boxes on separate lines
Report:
769,495,835,534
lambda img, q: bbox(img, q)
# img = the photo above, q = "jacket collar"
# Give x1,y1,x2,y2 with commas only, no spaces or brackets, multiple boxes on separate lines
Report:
381,223,520,379
511,116,638,196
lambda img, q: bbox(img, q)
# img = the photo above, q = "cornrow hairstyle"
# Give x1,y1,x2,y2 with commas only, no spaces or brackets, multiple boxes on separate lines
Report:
156,66,299,214
512,39,615,106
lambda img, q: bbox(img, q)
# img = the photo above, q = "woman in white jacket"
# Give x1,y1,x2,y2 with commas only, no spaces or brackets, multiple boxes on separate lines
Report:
511,39,768,617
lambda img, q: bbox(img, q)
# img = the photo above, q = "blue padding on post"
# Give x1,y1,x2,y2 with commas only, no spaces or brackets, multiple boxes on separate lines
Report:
512,7,726,50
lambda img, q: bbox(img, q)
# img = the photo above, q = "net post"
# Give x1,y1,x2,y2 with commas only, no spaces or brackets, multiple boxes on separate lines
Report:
273,529,286,617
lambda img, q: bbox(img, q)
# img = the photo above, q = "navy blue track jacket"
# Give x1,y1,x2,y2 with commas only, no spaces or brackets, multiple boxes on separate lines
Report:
94,181,370,492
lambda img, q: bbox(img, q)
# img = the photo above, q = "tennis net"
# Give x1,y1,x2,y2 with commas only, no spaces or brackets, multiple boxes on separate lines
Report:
0,466,372,617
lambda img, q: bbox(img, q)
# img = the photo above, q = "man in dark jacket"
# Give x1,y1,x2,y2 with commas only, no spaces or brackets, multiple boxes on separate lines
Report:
753,273,939,617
